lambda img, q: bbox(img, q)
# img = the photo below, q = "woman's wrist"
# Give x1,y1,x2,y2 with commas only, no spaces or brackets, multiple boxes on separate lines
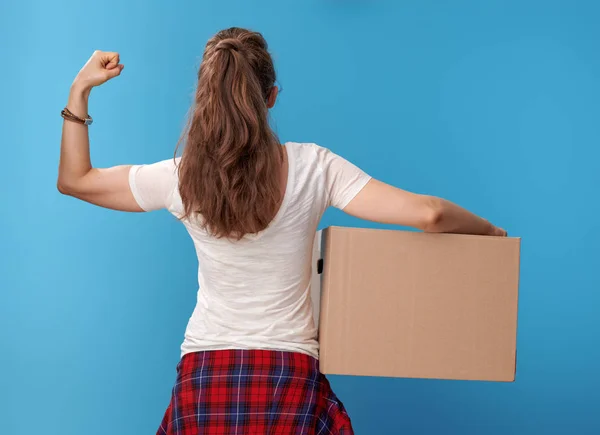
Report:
66,80,92,119
70,79,92,100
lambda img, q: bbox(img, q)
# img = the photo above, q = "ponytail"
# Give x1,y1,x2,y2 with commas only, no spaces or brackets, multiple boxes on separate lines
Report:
177,28,283,239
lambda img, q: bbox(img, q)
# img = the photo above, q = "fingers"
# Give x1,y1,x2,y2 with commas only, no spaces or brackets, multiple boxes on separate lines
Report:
94,50,121,69
92,50,123,81
76,50,123,88
104,52,120,69
105,63,125,79
495,227,507,237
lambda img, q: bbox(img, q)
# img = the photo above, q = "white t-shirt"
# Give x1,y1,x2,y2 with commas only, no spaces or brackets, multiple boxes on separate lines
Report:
128,142,371,359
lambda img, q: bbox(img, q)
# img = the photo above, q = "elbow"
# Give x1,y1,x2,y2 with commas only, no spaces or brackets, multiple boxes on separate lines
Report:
58,171,92,197
57,179,73,196
422,196,445,232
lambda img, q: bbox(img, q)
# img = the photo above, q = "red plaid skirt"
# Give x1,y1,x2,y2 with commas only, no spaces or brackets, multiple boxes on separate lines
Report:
157,349,353,435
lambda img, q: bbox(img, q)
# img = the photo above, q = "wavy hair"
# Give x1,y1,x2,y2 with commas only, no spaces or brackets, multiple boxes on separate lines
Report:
176,27,283,239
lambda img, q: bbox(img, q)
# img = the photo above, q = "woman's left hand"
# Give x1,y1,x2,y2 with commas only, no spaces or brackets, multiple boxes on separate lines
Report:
73,50,124,91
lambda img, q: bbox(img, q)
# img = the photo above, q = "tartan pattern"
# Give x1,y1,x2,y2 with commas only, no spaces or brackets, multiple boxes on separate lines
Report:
157,349,353,435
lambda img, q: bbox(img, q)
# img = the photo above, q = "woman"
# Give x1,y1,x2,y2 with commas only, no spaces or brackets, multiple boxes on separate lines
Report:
58,27,505,435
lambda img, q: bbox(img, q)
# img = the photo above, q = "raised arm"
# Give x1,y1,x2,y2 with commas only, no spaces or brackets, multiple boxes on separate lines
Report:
343,179,506,236
57,50,142,212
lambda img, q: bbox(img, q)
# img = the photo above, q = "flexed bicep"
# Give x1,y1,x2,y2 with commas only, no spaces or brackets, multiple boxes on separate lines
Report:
58,165,144,212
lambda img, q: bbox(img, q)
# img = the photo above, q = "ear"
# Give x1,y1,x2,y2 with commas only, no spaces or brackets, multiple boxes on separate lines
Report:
267,86,278,109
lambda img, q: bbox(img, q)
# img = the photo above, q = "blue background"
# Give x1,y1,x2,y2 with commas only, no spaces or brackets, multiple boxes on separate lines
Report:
2,1,599,434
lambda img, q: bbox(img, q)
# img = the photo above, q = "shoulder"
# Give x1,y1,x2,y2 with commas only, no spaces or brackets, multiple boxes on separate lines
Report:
130,157,180,182
285,142,330,168
158,156,181,172
144,157,181,182
134,157,180,173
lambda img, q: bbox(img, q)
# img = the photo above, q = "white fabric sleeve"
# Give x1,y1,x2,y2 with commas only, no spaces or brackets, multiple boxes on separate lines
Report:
128,158,180,211
314,144,372,210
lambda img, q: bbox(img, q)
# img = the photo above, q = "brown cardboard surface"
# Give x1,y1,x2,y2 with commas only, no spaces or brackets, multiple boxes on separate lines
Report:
317,226,520,382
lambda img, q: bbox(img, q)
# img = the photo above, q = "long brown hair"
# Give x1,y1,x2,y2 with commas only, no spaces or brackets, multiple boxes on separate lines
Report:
177,27,283,239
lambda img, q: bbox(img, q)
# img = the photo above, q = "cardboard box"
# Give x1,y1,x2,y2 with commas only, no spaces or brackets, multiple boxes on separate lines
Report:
311,226,521,382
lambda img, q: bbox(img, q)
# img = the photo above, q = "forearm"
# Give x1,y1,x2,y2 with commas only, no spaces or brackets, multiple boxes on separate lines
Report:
426,197,499,236
57,83,93,190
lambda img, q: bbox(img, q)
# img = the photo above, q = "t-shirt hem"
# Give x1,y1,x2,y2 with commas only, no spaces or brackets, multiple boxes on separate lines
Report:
180,343,320,360
128,165,150,212
338,175,372,210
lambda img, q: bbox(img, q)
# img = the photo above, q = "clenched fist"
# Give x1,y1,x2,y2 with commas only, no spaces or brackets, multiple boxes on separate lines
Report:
73,50,124,90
